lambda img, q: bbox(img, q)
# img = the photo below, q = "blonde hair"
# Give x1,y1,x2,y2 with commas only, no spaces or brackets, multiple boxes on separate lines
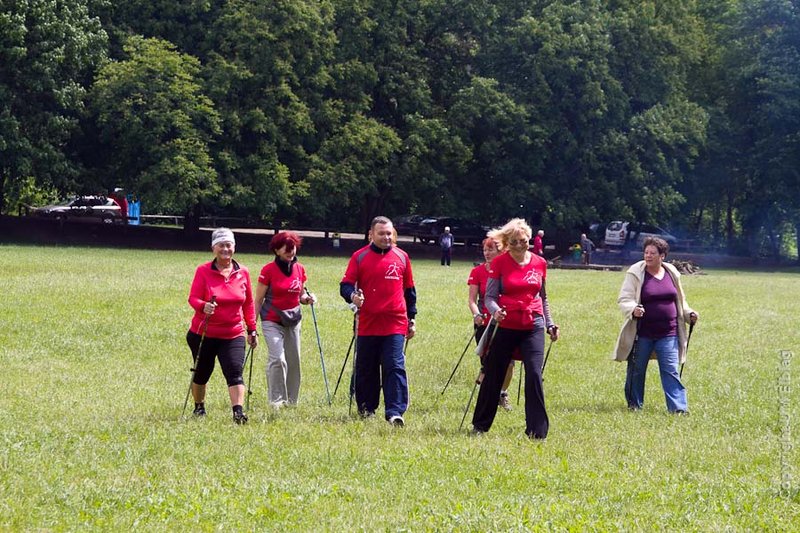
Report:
488,218,532,249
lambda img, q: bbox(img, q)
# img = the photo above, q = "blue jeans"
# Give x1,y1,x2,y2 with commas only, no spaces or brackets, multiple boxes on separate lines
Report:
355,335,408,419
625,335,687,412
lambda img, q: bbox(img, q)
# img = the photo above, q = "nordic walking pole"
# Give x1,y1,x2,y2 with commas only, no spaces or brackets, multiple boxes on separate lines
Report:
460,320,500,430
516,362,523,406
333,323,355,399
348,292,362,416
679,321,695,379
243,343,255,412
459,373,481,430
182,295,216,418
306,288,331,405
442,331,478,395
541,326,558,380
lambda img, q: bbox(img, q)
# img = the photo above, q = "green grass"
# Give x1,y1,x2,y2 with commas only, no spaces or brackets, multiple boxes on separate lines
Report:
1,243,798,530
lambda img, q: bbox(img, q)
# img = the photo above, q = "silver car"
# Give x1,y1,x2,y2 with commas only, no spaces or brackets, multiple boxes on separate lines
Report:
32,196,124,224
605,221,677,248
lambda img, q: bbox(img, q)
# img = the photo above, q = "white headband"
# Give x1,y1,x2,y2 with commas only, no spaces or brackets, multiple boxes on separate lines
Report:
211,228,235,247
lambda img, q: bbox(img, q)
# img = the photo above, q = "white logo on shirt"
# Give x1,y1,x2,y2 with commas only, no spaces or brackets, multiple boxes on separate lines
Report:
524,269,541,285
289,279,303,293
385,262,401,280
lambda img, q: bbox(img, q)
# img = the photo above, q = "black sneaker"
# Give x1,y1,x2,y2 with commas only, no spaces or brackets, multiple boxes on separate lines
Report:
388,415,404,427
233,411,248,425
192,404,206,417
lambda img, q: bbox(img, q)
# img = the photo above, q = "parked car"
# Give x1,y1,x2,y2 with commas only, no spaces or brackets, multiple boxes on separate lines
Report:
413,216,488,246
604,221,677,248
31,196,124,224
394,214,427,236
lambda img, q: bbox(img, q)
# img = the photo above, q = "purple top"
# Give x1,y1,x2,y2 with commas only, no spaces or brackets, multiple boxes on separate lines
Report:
639,271,678,338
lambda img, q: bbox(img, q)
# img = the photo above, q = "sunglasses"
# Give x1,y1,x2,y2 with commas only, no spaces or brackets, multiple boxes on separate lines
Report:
508,238,530,246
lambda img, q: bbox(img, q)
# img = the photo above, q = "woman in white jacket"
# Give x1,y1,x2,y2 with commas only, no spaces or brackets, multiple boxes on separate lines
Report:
613,237,698,413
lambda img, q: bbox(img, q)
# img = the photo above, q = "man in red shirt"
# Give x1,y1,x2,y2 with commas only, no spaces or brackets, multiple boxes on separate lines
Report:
340,216,417,426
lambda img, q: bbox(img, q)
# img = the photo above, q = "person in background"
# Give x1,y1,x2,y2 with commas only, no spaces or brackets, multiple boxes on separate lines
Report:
532,229,544,256
440,226,454,266
187,228,258,424
468,237,516,411
613,237,698,413
254,231,316,408
472,218,559,439
110,187,128,223
580,233,595,265
340,216,417,427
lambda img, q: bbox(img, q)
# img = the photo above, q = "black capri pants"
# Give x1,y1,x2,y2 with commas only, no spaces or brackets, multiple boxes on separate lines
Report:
186,331,246,387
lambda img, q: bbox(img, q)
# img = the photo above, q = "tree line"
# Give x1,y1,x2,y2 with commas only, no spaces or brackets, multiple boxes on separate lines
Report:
1,0,798,257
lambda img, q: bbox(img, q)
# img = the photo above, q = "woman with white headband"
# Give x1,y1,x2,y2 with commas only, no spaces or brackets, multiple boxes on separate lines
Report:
187,228,258,424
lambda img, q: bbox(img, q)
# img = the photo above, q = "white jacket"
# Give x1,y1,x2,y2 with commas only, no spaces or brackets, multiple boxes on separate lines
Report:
612,261,697,363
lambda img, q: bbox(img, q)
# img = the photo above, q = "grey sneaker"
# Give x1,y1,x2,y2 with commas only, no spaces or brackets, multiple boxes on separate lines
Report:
499,392,513,411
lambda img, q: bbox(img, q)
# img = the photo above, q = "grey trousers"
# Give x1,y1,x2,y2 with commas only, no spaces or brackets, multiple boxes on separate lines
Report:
261,320,302,405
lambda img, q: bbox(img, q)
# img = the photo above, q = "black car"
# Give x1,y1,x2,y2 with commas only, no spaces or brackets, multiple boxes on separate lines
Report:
31,196,124,224
394,214,427,236
413,217,488,246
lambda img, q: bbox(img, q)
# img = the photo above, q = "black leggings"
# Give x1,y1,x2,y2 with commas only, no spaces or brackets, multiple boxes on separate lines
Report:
186,331,245,387
471,318,548,438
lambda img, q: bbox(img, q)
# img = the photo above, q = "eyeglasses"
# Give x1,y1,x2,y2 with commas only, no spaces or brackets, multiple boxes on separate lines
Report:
508,239,530,246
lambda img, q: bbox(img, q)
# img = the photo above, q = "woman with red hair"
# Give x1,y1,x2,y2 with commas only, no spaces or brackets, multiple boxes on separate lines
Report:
254,231,316,407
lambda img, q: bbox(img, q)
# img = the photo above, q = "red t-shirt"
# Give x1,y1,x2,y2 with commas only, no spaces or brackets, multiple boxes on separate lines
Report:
188,260,256,339
489,252,547,330
342,245,415,336
467,263,491,326
258,261,307,323
532,235,543,255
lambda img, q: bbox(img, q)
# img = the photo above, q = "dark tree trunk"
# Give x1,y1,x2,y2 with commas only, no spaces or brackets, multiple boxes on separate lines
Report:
184,203,201,233
796,223,800,264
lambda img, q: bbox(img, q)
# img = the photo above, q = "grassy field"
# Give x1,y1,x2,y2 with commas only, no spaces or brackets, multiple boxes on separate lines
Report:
1,243,798,530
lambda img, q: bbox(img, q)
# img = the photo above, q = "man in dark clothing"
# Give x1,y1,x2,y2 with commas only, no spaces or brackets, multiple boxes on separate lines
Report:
440,226,454,266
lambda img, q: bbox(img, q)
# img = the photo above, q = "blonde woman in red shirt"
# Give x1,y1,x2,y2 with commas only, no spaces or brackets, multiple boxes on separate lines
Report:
254,231,316,408
471,218,560,438
187,228,258,424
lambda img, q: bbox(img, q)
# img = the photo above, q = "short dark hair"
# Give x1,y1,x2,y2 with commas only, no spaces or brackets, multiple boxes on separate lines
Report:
642,236,669,256
270,231,302,254
371,216,392,229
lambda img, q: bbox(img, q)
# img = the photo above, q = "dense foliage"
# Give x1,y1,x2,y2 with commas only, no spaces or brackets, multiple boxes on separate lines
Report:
1,0,798,256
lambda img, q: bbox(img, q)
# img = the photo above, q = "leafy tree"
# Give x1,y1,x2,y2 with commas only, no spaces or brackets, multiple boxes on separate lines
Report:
88,36,220,223
307,114,402,230
0,0,106,213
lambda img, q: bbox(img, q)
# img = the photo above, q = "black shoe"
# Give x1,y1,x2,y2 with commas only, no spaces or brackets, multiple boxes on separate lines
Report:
233,411,248,425
359,410,376,419
672,409,690,416
526,431,546,440
192,404,206,417
470,427,485,436
388,415,404,427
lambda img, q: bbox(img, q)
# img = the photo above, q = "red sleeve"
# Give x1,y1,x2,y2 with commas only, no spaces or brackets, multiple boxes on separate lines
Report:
403,252,414,289
188,264,208,312
342,253,360,285
242,268,256,331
